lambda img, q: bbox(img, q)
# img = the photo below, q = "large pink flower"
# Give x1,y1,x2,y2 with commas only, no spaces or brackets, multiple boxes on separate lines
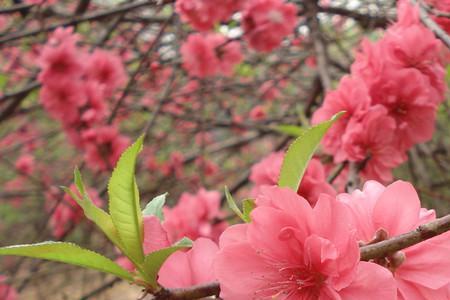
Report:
250,152,336,206
312,75,371,160
338,180,450,299
163,188,227,243
242,0,298,52
215,186,397,299
341,105,405,182
158,238,218,288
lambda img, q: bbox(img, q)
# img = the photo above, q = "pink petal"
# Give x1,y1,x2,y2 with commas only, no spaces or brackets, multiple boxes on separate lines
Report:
338,262,397,300
372,181,420,236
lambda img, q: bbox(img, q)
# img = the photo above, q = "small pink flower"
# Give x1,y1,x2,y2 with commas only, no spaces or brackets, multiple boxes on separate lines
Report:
85,49,126,95
339,180,450,299
163,188,227,243
215,186,397,299
342,105,405,182
369,69,437,150
158,238,219,288
38,41,83,84
39,79,86,123
175,0,245,31
242,0,298,52
180,33,242,78
249,105,266,120
15,154,35,175
81,126,130,172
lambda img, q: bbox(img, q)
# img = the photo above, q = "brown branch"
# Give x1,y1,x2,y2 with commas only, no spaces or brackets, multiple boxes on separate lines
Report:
306,0,332,92
0,0,173,45
360,214,450,261
318,5,392,29
150,283,220,300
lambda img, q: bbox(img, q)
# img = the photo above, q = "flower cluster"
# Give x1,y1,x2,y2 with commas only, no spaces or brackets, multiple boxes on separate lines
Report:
312,1,446,182
38,27,129,171
177,0,298,78
213,181,450,299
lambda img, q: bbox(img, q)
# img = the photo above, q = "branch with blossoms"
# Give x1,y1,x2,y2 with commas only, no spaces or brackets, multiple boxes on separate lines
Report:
2,0,450,299
143,212,450,299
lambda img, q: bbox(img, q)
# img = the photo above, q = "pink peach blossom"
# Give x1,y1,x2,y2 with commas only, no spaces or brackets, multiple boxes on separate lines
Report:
81,126,130,172
85,49,126,95
163,189,227,243
369,69,438,150
312,75,371,160
14,154,35,175
341,105,405,182
215,186,397,299
180,33,242,78
242,0,298,52
339,180,450,299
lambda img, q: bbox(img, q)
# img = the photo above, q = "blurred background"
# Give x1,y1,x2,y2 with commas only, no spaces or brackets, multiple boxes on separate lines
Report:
0,0,449,298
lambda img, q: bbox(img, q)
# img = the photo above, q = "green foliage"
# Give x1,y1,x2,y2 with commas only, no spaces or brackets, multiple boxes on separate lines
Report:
274,124,305,137
142,238,192,288
63,169,125,251
142,193,167,221
108,136,145,265
0,242,133,281
242,199,256,223
225,187,255,223
278,112,344,191
224,186,246,222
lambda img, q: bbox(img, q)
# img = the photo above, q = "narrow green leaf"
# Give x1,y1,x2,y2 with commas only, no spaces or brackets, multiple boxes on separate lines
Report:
242,199,256,223
108,136,145,265
142,193,167,221
278,112,344,191
142,240,192,288
224,186,245,221
0,242,133,281
62,186,124,252
274,124,305,137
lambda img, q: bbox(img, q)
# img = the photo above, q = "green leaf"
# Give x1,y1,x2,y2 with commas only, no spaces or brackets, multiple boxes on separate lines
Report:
108,136,145,265
142,193,167,221
0,242,133,281
278,112,344,191
142,238,193,288
274,124,305,137
242,199,256,223
62,169,125,251
224,186,245,221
